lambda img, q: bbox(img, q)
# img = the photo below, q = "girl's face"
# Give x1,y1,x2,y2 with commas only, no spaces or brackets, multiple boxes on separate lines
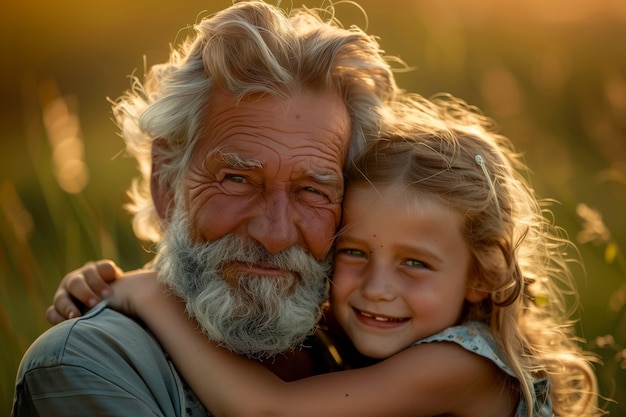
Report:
331,184,482,359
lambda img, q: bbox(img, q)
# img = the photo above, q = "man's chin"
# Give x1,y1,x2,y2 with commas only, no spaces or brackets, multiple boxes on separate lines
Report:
156,213,330,358
185,275,323,359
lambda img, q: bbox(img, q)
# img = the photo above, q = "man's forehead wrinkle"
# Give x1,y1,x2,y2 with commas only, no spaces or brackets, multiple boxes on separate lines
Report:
255,124,345,151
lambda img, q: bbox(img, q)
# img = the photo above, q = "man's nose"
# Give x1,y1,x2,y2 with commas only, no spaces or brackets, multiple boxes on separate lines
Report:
247,190,300,254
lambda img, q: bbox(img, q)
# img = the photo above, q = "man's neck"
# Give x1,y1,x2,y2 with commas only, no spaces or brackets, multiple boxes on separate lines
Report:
261,349,314,381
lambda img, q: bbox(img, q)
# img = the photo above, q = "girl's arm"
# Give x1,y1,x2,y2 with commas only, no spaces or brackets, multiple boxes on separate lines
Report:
110,273,515,417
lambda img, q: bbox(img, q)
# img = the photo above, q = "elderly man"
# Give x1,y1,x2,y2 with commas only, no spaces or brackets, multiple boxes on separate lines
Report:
12,1,398,416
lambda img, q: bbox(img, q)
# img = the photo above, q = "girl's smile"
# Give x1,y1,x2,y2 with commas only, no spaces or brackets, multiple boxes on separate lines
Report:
353,307,410,326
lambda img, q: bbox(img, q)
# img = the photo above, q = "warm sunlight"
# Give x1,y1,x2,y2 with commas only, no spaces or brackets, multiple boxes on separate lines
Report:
1,1,625,415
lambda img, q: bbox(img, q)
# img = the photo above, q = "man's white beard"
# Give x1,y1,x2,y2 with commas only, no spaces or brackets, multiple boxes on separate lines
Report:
156,209,332,359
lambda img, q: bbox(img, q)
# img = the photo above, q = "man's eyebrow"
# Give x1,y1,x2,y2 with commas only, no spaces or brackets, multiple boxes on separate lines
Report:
215,150,263,169
213,151,339,184
307,170,340,185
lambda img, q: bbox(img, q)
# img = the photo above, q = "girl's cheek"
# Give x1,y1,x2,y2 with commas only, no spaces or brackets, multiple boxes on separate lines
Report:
330,263,360,301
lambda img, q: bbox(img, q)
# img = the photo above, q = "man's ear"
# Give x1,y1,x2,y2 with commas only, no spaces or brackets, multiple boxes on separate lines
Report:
151,139,174,221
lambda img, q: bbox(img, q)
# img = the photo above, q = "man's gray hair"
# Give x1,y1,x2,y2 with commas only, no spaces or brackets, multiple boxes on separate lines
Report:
112,0,399,242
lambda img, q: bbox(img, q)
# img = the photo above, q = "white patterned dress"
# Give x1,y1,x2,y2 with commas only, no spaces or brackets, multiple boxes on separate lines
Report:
414,321,553,417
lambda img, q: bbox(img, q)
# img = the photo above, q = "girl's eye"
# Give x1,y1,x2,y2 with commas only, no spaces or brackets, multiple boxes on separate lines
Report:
337,248,367,258
404,259,429,269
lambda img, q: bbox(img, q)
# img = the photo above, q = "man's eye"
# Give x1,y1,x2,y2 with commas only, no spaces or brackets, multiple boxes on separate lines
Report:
224,174,246,183
305,186,321,194
298,186,331,204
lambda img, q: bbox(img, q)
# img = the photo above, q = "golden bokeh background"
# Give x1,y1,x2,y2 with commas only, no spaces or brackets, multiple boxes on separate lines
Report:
1,0,625,414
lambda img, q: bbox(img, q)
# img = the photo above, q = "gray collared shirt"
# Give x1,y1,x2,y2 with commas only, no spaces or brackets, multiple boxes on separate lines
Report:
12,301,209,416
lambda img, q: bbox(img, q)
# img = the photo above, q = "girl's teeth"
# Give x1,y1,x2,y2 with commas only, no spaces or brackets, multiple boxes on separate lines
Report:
361,311,396,322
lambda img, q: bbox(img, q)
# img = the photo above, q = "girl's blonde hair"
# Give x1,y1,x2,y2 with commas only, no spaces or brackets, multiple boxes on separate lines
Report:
112,0,399,242
345,94,600,417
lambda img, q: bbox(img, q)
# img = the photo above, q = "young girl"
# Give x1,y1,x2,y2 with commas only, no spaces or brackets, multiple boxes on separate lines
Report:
103,95,600,417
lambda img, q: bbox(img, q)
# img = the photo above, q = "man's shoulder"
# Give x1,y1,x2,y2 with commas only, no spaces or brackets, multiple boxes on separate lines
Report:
13,302,202,417
20,301,158,370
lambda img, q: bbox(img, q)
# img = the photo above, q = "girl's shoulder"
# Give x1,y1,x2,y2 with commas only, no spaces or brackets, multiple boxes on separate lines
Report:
414,322,553,417
413,321,513,377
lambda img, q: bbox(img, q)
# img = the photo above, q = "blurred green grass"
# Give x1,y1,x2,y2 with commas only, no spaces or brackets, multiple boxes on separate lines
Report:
1,0,625,415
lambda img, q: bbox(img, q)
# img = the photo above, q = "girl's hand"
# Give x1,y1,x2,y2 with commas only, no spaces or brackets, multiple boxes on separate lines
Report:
107,270,163,318
46,260,123,324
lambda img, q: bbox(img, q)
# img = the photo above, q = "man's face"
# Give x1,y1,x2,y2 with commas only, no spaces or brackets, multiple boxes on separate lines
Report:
184,88,351,265
157,88,352,357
